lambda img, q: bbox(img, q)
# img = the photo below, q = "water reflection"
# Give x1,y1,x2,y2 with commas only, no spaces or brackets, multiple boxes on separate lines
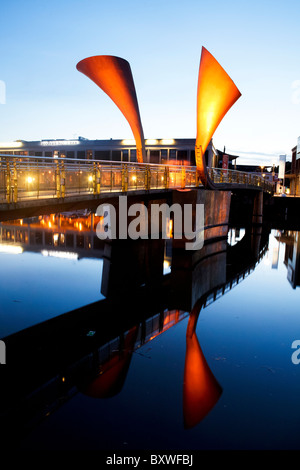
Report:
183,300,222,429
79,326,140,399
0,211,104,258
277,230,300,289
0,205,274,448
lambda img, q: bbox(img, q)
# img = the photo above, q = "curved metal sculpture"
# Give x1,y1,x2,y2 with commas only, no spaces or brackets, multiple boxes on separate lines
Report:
76,55,146,163
196,47,241,188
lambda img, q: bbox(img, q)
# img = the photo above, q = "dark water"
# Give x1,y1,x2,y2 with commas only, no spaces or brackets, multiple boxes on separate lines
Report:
1,212,300,451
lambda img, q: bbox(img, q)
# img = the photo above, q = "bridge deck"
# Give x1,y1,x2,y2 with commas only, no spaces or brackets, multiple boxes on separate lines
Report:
0,154,273,216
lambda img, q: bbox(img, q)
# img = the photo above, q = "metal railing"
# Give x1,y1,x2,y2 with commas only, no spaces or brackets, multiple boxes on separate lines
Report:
208,167,273,192
0,154,273,204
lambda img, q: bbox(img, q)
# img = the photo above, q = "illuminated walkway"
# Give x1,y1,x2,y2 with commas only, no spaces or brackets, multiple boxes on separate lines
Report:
0,154,273,209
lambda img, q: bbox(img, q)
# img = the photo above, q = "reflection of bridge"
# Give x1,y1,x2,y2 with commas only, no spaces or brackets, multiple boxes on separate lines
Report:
0,211,105,258
0,223,269,443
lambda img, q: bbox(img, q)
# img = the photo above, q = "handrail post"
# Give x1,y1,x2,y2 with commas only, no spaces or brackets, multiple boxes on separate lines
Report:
6,160,11,203
37,160,40,199
92,162,97,195
164,166,169,189
95,163,101,194
122,164,128,192
181,166,186,189
56,161,61,198
13,161,18,203
145,165,151,190
60,161,65,198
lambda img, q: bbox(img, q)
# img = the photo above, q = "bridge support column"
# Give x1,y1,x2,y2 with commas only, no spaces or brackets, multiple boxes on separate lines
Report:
252,191,263,226
171,189,231,254
101,237,165,297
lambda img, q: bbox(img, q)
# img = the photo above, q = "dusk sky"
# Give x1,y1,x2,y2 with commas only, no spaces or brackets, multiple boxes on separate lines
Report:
1,0,300,166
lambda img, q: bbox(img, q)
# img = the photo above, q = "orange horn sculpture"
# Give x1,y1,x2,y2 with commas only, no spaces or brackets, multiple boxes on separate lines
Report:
183,301,222,428
76,55,146,163
195,47,241,188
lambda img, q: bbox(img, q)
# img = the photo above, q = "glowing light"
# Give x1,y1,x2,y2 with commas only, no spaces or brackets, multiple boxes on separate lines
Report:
166,218,173,238
0,141,23,149
132,175,137,182
161,139,174,145
27,176,33,184
88,175,93,182
121,139,135,145
41,250,78,260
41,140,79,146
0,244,23,254
163,260,171,273
146,139,158,145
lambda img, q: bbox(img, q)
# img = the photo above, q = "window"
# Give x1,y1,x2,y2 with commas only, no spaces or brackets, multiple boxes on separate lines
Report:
112,150,121,161
177,150,188,165
95,150,110,160
150,150,160,164
190,151,196,166
122,150,129,162
130,149,137,162
77,151,86,159
169,149,177,163
161,149,168,164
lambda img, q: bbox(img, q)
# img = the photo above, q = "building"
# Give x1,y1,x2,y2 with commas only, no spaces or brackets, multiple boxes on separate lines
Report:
0,137,238,168
288,139,300,196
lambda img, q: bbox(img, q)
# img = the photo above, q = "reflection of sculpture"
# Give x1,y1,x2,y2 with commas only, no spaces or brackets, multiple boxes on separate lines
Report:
195,47,241,188
76,55,146,163
183,300,222,428
80,326,138,399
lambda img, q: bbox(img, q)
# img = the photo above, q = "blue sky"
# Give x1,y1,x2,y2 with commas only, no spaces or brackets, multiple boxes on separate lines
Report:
1,0,300,165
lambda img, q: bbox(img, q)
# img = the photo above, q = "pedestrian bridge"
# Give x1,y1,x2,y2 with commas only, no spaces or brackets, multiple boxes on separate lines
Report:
0,154,273,210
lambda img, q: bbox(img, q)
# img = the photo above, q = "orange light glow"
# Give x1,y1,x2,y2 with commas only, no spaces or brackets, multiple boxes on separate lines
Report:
183,306,222,429
76,55,146,163
195,47,241,187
